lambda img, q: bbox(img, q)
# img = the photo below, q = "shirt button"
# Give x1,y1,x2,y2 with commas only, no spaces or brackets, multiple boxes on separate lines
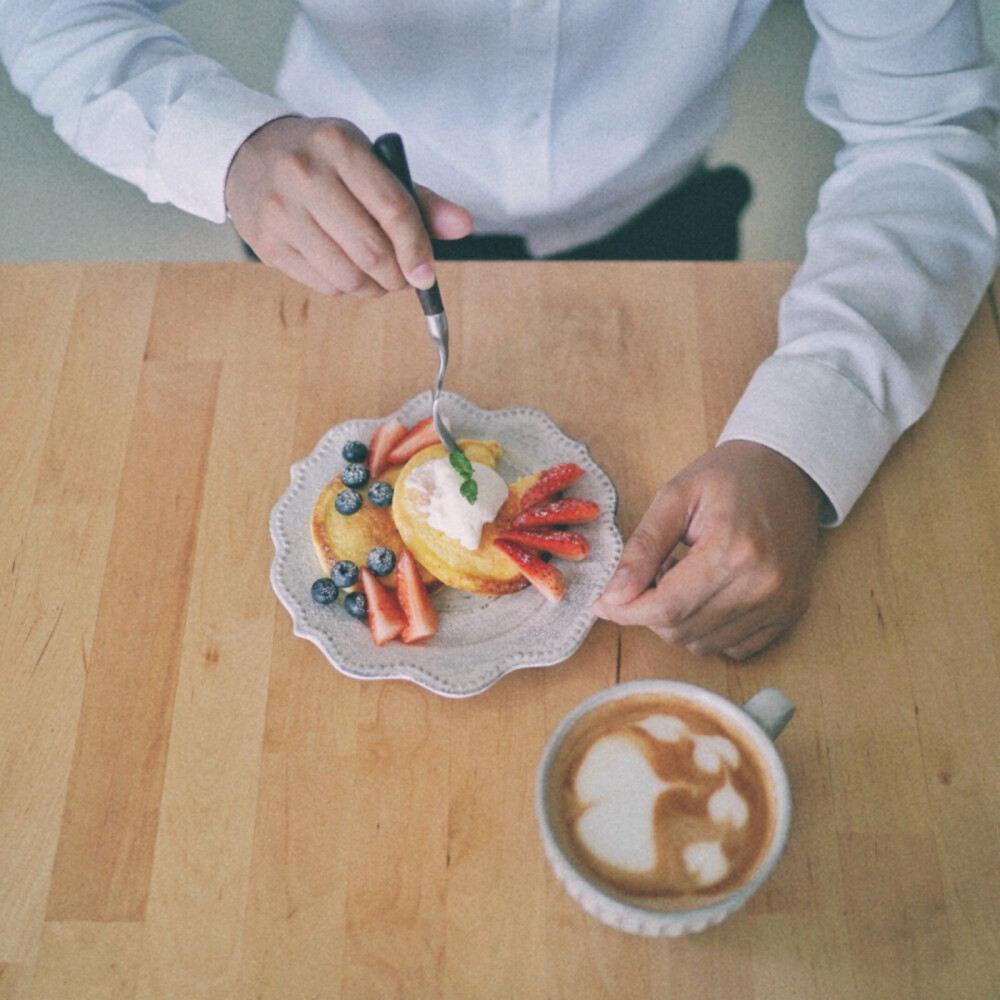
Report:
519,111,541,129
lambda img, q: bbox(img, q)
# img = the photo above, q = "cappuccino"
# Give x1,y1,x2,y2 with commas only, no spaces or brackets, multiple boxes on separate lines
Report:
541,688,785,917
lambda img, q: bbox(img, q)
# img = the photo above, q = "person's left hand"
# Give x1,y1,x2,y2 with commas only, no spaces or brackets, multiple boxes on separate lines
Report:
591,441,824,659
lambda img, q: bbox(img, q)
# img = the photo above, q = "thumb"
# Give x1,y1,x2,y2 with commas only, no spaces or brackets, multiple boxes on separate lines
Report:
596,481,691,608
416,185,474,241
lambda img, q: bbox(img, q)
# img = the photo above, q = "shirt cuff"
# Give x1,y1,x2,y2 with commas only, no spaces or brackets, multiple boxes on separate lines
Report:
717,355,899,527
153,75,297,223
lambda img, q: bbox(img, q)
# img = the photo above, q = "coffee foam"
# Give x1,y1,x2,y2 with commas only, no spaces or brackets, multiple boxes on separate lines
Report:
708,780,748,829
683,841,728,885
546,694,776,910
574,734,672,873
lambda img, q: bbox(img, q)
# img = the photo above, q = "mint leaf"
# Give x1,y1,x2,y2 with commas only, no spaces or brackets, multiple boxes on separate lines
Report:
449,449,473,478
449,448,478,506
460,477,478,505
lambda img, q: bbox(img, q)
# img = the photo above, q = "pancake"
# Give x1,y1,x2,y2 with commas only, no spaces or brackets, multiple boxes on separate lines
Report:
392,440,541,595
311,464,436,590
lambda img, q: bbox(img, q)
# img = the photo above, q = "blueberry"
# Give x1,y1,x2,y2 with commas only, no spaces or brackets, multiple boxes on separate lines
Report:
366,545,396,576
331,559,359,589
344,591,369,619
341,463,370,489
310,577,339,605
367,480,394,507
342,440,369,463
334,488,363,516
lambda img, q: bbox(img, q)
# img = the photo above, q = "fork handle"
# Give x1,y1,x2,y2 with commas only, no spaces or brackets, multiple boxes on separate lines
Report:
372,133,445,317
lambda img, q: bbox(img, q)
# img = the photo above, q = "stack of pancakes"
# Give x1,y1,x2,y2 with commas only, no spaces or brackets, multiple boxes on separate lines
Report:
312,439,540,596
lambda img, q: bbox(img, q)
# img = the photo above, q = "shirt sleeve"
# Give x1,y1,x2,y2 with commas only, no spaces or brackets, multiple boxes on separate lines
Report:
0,0,296,222
718,0,1000,525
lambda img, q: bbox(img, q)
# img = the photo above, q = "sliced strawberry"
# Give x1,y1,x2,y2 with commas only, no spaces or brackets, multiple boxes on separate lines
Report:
396,548,439,643
368,418,407,479
360,566,407,646
497,528,590,561
493,538,567,602
385,416,440,466
519,462,586,511
509,497,601,529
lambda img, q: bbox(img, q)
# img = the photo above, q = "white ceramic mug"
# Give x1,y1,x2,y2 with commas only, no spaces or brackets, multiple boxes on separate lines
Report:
536,680,794,936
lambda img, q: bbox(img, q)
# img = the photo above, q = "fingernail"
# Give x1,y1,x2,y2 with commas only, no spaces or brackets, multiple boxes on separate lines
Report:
410,263,435,289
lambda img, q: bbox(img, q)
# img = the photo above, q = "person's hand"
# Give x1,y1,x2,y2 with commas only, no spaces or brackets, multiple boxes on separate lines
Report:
592,441,824,659
224,116,474,296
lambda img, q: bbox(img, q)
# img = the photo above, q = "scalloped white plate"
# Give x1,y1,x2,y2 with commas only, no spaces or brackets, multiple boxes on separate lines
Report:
269,391,623,698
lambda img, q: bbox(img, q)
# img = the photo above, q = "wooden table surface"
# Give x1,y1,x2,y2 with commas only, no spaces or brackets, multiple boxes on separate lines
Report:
2,261,998,1000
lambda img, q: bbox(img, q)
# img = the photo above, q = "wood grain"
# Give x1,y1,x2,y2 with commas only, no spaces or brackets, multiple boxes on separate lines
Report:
1,262,998,999
47,358,220,923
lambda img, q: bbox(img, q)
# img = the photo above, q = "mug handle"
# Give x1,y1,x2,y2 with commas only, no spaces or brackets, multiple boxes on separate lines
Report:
742,687,795,741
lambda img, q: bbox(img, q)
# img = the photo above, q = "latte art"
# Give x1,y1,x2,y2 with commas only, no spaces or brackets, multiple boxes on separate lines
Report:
574,715,749,888
574,734,668,873
546,694,777,910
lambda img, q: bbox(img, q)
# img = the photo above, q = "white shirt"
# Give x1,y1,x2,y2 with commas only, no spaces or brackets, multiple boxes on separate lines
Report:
3,0,999,523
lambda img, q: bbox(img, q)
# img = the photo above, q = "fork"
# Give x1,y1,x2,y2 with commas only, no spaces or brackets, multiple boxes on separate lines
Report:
372,133,459,454
426,309,458,454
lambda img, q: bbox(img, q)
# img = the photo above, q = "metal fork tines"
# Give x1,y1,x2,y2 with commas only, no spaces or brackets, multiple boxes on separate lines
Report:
425,310,458,453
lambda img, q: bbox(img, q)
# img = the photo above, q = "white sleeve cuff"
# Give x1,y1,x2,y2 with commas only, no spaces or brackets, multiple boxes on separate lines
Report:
717,354,899,527
153,75,296,223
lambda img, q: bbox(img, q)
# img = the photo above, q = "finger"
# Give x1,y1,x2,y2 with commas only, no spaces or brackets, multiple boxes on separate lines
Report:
257,211,385,298
258,242,342,298
293,210,389,297
721,623,787,661
673,605,779,657
650,548,792,652
654,554,680,584
416,185,475,241
664,561,806,657
646,539,731,625
597,482,691,608
245,146,402,294
330,142,441,290
594,549,730,633
658,537,811,649
305,171,413,293
372,183,438,290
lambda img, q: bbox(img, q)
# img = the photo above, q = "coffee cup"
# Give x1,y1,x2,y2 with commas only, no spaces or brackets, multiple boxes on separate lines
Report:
536,680,794,936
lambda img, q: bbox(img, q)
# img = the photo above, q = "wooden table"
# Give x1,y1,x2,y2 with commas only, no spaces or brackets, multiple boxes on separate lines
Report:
2,261,998,999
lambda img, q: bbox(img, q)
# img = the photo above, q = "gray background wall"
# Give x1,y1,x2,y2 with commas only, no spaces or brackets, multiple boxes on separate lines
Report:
2,1,998,262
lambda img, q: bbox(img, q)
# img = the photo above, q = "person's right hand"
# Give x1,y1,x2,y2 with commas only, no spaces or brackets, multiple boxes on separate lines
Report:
224,116,474,297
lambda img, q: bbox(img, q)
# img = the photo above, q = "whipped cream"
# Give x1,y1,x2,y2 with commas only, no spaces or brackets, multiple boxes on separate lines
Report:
407,457,509,550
